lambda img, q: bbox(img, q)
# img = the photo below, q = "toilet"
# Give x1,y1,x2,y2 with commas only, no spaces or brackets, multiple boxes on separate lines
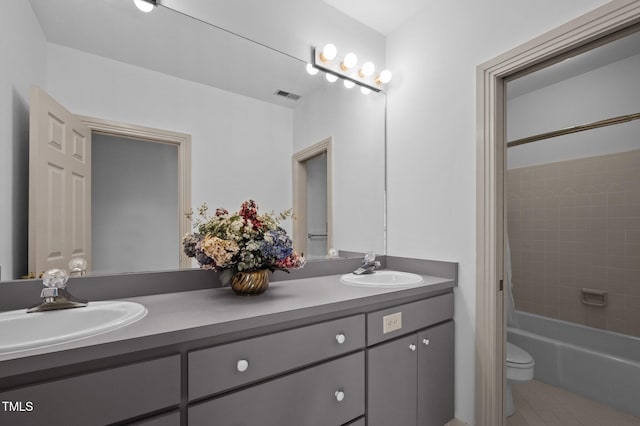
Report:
505,342,535,417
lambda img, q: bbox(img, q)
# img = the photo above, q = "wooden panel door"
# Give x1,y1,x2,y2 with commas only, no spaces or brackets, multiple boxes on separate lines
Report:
417,321,455,426
29,86,91,276
367,334,418,426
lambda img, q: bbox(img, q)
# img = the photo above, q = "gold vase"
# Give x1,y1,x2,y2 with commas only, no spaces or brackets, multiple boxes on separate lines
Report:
231,269,270,295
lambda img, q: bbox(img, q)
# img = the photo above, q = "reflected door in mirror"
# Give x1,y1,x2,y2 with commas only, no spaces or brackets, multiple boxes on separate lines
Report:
28,86,92,277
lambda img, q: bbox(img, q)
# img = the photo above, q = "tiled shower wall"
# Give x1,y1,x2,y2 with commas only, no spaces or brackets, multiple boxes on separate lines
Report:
507,149,640,338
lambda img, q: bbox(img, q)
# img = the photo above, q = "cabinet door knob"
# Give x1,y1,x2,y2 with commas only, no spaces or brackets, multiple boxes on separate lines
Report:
236,359,249,372
336,333,346,344
335,390,345,402
409,343,417,352
423,338,430,346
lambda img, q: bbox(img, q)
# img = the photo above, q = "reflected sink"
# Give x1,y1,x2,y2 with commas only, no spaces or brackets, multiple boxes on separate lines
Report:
0,301,147,355
340,270,424,288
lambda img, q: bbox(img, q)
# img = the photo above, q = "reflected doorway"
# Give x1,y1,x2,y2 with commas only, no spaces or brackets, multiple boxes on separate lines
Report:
293,138,333,259
92,133,179,274
27,87,191,277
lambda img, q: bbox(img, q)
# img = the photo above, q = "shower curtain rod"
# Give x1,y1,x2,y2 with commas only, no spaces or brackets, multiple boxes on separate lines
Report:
507,112,640,148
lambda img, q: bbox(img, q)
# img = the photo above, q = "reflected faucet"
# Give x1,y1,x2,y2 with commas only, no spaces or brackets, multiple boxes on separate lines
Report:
353,251,381,275
27,269,88,313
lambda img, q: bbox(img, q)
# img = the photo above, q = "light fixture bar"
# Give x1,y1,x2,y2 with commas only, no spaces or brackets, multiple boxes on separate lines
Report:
311,47,382,93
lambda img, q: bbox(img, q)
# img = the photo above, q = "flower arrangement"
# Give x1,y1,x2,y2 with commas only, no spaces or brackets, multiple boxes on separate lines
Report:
183,200,305,283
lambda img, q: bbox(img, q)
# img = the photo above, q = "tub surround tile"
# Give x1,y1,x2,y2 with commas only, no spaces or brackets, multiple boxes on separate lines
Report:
508,149,640,338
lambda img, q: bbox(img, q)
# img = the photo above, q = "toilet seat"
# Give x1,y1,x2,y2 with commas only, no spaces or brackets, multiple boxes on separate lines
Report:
507,342,533,365
506,342,534,381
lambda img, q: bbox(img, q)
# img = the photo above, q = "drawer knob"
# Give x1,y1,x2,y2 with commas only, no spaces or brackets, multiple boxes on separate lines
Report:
236,359,249,372
335,390,345,402
409,343,417,352
423,338,430,346
336,333,346,344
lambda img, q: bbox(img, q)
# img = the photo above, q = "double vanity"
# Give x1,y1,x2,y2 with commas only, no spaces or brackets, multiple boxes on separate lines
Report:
0,256,456,426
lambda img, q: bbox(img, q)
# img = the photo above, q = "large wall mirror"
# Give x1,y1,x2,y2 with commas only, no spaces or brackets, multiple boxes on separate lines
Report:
1,0,386,280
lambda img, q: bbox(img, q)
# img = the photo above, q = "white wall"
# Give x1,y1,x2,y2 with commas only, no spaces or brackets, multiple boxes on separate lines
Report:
161,0,387,69
294,83,386,256
384,1,610,423
0,1,46,280
508,53,640,169
45,43,294,230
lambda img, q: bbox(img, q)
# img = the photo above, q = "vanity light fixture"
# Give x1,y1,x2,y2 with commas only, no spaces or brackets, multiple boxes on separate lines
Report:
306,63,319,75
319,43,338,62
133,0,157,13
325,73,339,83
358,61,375,78
310,45,392,93
376,69,393,85
341,52,358,70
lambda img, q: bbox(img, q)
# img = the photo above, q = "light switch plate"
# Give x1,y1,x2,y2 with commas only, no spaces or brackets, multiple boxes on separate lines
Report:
383,312,402,334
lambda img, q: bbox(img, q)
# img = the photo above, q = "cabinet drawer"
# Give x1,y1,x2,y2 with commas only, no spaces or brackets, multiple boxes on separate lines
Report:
128,410,180,426
189,315,365,400
189,351,365,426
0,355,180,426
367,293,453,345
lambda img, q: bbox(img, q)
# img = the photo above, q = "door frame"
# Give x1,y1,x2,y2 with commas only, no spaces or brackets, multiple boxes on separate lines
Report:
292,138,333,257
475,1,640,424
78,116,192,270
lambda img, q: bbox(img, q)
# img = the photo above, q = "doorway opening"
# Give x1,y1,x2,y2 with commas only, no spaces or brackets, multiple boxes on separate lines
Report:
28,87,191,278
476,3,640,425
80,116,192,273
292,138,333,259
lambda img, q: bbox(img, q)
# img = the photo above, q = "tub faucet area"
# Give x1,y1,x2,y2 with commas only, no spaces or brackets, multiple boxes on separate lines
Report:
353,251,381,275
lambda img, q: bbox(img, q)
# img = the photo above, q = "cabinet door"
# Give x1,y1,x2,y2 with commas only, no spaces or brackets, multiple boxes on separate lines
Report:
367,334,418,426
417,321,454,426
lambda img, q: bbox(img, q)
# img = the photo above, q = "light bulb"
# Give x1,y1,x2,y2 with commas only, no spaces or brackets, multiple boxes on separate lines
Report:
306,63,319,75
133,0,154,13
343,80,355,89
341,52,358,70
376,69,393,84
359,61,375,78
361,86,372,95
320,43,337,62
325,73,338,83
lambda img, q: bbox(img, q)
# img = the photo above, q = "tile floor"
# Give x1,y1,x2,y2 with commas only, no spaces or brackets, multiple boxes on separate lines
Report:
508,380,640,426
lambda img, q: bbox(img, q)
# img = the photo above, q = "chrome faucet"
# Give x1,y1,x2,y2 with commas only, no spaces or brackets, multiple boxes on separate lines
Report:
27,269,88,313
353,251,381,275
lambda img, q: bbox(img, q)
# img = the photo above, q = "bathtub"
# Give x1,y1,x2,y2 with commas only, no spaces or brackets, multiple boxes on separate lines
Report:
507,310,640,417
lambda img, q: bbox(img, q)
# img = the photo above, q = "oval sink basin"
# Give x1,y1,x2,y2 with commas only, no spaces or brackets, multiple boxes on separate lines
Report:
340,270,424,288
0,301,147,355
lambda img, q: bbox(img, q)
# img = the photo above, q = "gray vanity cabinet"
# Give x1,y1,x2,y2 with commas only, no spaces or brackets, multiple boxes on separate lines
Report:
0,355,181,426
367,321,454,426
417,321,454,426
366,293,454,426
367,333,419,426
189,352,365,426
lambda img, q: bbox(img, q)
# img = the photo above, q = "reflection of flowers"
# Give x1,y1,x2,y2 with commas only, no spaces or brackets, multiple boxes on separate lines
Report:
183,200,305,278
201,236,239,268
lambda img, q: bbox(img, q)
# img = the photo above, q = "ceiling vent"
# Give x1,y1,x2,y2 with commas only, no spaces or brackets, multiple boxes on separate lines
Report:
274,90,301,101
